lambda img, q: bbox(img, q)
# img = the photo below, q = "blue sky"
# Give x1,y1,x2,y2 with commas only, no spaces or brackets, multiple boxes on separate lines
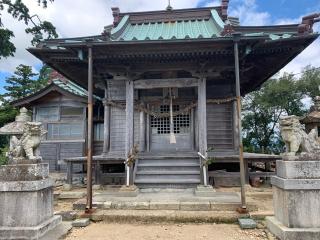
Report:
0,0,319,94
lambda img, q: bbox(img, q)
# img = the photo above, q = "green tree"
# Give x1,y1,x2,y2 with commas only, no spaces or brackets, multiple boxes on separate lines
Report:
0,104,18,165
2,64,51,101
242,73,306,154
3,64,38,100
0,0,58,59
299,66,320,101
32,64,51,90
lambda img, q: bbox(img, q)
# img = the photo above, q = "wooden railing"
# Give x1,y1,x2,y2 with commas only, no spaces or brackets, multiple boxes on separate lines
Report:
198,152,208,186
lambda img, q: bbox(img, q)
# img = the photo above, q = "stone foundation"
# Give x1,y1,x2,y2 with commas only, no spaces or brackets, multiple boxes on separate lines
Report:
0,163,61,240
267,156,320,239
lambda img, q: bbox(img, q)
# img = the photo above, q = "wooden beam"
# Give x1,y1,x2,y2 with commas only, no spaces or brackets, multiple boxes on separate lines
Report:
134,78,198,89
102,95,110,154
198,77,207,155
139,108,146,152
233,33,247,210
86,46,93,211
198,76,208,186
125,79,134,186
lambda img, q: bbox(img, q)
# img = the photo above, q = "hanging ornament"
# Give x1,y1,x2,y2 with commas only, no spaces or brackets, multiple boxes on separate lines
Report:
169,88,176,144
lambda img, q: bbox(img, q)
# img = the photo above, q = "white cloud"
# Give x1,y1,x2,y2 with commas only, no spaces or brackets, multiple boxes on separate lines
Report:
203,1,221,7
229,0,270,26
227,0,320,75
0,0,200,74
279,20,320,74
0,0,319,79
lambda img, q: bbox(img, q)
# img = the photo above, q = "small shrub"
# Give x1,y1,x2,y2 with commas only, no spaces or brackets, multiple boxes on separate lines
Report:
0,146,9,165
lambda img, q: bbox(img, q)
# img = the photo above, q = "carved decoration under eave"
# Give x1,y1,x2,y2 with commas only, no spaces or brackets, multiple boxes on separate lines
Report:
298,13,320,35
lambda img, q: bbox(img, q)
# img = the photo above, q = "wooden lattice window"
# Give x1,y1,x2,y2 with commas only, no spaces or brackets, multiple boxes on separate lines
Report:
150,105,190,134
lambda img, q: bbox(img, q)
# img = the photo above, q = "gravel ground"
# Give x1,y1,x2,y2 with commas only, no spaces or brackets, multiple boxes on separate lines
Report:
64,223,269,240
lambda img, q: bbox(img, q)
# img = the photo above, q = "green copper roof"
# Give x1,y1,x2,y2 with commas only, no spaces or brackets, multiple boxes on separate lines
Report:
53,79,101,100
111,9,225,41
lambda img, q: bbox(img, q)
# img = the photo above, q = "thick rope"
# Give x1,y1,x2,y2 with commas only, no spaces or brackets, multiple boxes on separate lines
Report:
105,97,236,118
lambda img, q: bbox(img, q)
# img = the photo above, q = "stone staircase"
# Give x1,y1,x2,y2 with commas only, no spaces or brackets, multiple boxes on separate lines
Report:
134,153,201,189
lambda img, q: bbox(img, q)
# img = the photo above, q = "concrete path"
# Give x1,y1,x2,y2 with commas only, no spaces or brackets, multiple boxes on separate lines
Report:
73,188,260,212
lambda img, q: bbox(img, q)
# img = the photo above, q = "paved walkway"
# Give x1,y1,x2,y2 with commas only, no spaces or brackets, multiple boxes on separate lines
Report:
72,188,256,211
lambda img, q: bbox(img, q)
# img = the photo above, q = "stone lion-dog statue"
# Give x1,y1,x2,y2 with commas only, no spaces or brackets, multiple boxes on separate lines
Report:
280,115,320,156
9,122,46,161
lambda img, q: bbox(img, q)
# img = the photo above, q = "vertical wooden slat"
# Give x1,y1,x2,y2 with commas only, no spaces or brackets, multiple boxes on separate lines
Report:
86,45,93,211
198,76,208,185
198,77,207,154
233,100,239,151
139,108,146,152
190,107,195,150
146,104,150,152
125,79,134,185
102,93,110,154
233,33,247,209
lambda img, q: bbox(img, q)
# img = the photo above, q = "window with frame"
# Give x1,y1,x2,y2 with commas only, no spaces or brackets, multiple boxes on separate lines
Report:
36,106,59,121
150,105,190,134
60,107,83,120
94,123,104,141
47,123,84,140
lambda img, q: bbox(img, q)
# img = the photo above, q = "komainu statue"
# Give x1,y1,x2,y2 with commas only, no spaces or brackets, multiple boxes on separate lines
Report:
0,108,46,163
280,115,320,156
9,122,45,161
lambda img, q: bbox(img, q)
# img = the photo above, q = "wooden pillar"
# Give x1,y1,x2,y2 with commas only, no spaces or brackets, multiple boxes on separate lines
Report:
86,45,93,211
233,33,247,210
125,79,134,186
102,91,110,154
139,107,146,152
198,76,208,186
146,110,150,152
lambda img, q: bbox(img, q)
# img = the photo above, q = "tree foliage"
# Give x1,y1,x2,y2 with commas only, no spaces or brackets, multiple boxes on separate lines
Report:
0,0,57,59
0,64,51,158
243,66,320,154
3,64,38,100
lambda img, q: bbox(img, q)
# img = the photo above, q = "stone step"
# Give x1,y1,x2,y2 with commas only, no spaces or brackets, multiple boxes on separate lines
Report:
135,178,200,184
138,159,199,164
139,154,199,160
135,175,200,181
136,183,199,189
138,166,200,171
136,170,200,175
72,209,248,224
138,163,200,167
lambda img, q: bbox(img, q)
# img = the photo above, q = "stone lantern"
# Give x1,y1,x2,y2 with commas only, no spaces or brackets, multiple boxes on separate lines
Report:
300,96,320,137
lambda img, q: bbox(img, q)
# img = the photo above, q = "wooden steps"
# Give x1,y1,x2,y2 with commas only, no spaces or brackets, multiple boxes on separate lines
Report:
134,155,201,189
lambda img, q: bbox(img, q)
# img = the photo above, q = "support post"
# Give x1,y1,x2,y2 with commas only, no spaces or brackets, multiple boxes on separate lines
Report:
125,79,134,186
102,89,110,154
139,106,146,152
86,45,93,211
233,33,247,210
198,76,208,186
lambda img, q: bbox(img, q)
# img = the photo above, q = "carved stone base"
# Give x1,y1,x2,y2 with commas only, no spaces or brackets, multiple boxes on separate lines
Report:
268,156,320,239
9,157,42,165
0,163,60,240
0,215,61,240
267,216,320,240
0,163,49,181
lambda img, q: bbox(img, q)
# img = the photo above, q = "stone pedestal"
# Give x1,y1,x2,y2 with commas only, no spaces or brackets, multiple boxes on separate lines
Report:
267,155,320,240
0,163,61,240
